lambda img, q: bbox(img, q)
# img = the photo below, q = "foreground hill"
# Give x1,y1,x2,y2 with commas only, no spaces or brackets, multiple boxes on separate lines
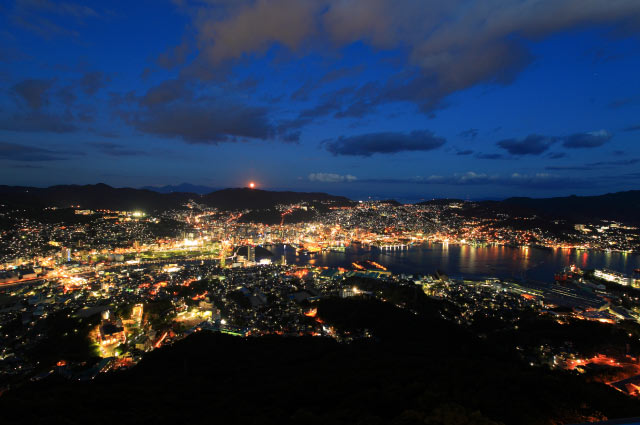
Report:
1,296,639,425
0,184,353,212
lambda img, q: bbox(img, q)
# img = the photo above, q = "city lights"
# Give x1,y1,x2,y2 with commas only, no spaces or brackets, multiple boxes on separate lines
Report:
4,0,640,421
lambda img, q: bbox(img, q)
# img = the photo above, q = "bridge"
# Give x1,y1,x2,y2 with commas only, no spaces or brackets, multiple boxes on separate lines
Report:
378,244,410,250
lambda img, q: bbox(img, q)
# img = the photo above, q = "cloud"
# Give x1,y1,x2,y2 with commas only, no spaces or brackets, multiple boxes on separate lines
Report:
108,76,299,144
139,79,192,107
157,41,191,69
110,78,301,144
128,102,273,144
587,158,640,167
0,111,76,133
0,141,82,161
88,142,145,157
177,0,640,113
308,173,357,183
562,130,612,148
475,153,507,160
323,130,445,157
624,124,640,132
9,0,100,39
546,152,566,159
456,149,473,156
427,172,495,185
7,164,45,169
545,157,640,170
495,130,613,156
11,78,54,109
299,86,354,121
497,134,556,155
192,0,321,65
459,129,479,140
78,71,110,95
545,165,593,171
359,171,588,189
16,0,99,18
108,90,137,108
506,172,586,189
56,85,77,106
281,131,301,143
4,73,108,133
278,85,377,131
609,97,635,109
291,65,365,101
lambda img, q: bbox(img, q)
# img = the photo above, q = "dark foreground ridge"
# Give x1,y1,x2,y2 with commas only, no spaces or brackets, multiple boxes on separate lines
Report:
1,297,639,425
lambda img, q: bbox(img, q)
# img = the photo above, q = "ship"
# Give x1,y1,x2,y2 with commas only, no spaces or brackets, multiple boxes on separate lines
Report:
328,246,346,253
554,265,582,283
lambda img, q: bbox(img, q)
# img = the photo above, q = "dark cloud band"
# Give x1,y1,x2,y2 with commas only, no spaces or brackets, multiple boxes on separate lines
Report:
323,130,445,157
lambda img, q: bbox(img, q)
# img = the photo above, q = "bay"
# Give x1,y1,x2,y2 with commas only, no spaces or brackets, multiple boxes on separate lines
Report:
267,243,640,282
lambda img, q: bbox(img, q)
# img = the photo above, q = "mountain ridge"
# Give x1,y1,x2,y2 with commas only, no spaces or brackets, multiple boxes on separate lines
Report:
501,190,640,223
0,184,354,212
141,183,218,195
1,184,638,222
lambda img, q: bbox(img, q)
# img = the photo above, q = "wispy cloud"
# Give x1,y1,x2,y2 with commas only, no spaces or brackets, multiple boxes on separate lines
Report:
562,130,612,148
357,171,589,189
308,173,357,183
495,130,613,156
88,142,145,157
497,135,556,155
0,141,83,161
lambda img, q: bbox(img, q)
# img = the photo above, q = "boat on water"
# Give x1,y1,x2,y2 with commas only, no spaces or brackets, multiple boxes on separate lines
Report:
327,246,346,252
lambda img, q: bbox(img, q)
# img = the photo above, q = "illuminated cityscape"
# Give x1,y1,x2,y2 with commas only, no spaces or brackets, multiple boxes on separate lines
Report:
3,0,640,423
0,189,640,423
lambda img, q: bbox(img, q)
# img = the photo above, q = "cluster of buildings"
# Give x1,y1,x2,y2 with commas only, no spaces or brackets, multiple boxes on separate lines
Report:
176,200,640,253
1,199,638,282
0,199,639,394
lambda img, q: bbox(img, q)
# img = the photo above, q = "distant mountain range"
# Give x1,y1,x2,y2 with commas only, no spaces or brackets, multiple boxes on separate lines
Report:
0,184,638,223
0,184,353,212
501,190,640,224
418,191,640,224
200,188,353,211
0,183,187,212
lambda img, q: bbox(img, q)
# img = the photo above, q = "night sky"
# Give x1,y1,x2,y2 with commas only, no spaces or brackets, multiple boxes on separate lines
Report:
1,0,640,201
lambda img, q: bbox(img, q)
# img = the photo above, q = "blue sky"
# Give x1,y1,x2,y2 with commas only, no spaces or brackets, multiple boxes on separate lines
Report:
1,0,640,201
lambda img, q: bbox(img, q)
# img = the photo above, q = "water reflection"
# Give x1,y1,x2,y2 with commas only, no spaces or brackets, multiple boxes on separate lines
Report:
267,243,640,282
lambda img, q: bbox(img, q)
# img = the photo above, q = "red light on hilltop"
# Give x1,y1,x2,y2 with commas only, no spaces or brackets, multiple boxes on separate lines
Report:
249,182,256,189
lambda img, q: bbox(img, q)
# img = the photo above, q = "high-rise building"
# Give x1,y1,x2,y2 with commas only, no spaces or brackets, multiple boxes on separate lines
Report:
63,247,71,262
248,245,256,263
132,304,143,324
